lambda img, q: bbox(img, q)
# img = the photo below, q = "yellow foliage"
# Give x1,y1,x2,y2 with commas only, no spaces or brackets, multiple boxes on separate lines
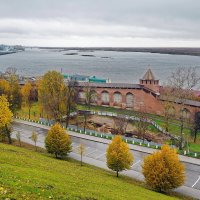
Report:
0,95,13,128
142,145,185,192
0,79,10,95
45,123,72,158
106,135,134,177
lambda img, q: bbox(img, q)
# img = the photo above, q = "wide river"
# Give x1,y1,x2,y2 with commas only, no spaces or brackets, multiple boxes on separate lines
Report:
0,48,200,84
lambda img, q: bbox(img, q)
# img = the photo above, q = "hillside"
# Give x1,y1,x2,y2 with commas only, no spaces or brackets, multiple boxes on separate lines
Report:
0,143,180,200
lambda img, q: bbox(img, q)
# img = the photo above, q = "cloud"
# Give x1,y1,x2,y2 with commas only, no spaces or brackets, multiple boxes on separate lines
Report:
0,0,200,46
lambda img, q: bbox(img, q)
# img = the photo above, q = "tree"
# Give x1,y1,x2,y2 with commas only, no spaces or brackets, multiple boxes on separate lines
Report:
190,111,200,143
31,131,38,151
84,83,96,109
21,81,34,119
45,123,72,158
106,135,133,177
6,74,22,114
113,115,129,135
16,131,21,147
160,86,176,132
142,145,185,192
65,80,79,128
135,107,149,142
38,71,67,122
0,95,13,143
0,77,22,114
78,143,85,166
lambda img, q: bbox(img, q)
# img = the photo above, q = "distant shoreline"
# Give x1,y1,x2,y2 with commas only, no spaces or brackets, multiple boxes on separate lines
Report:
39,47,200,57
0,51,17,56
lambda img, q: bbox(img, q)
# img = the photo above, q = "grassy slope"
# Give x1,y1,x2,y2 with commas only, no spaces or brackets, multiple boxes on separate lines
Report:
0,144,179,200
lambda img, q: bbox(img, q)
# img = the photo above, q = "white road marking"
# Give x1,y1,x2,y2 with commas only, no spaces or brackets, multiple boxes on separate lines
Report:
192,176,200,188
131,160,141,167
85,149,97,156
95,152,106,159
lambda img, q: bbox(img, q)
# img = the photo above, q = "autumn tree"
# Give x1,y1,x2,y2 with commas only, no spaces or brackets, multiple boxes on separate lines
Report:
142,145,185,192
78,143,86,166
21,81,34,119
31,131,38,151
38,71,67,122
0,77,21,114
106,135,133,177
0,95,13,143
45,123,72,158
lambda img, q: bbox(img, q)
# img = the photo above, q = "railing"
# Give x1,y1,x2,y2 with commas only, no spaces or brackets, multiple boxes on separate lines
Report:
14,116,200,159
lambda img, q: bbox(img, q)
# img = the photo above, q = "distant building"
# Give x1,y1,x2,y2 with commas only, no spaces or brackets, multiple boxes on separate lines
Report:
63,74,110,83
77,69,200,118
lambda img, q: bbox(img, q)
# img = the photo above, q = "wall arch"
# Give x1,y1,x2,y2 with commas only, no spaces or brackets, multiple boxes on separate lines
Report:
101,90,110,105
126,92,134,108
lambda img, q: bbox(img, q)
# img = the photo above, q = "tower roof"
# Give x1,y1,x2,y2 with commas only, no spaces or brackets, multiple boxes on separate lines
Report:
141,69,157,80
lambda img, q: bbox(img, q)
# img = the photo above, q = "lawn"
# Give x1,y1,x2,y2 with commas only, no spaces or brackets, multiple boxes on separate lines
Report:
0,143,183,200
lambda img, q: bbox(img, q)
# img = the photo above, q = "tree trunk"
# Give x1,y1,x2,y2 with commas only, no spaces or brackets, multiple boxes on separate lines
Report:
194,129,197,143
5,125,12,144
179,121,184,150
28,107,31,119
83,113,87,133
81,154,83,166
116,170,119,177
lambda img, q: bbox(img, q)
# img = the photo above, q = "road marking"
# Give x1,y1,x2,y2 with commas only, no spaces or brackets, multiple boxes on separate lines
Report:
192,176,200,188
131,160,141,167
95,152,106,159
85,149,97,156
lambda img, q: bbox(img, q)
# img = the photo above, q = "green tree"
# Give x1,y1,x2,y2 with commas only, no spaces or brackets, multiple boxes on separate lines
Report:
106,135,133,177
142,145,185,192
45,123,72,158
0,95,13,143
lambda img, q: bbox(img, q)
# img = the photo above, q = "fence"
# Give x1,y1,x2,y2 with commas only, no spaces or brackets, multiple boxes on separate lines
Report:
14,116,200,159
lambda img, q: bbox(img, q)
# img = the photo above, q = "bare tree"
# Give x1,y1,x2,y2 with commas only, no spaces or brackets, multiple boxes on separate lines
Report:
84,83,96,109
16,131,21,147
113,115,129,135
168,67,200,149
78,144,85,166
135,106,149,142
65,80,79,128
190,111,200,143
31,131,38,151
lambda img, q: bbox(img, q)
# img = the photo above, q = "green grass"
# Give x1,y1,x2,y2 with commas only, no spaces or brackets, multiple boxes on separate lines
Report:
0,143,182,200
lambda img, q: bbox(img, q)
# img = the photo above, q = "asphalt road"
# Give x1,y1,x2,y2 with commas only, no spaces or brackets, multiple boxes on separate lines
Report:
12,122,200,198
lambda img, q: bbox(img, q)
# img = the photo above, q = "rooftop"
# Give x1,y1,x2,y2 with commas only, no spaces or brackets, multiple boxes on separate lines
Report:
141,68,157,80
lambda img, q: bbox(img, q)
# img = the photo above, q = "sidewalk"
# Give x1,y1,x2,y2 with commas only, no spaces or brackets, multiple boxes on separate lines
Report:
13,118,200,166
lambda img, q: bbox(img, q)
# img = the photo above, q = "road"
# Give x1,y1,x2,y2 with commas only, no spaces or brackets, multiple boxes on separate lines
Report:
12,122,200,199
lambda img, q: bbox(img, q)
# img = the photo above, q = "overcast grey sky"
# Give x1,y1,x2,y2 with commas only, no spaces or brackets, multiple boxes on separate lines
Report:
0,0,200,47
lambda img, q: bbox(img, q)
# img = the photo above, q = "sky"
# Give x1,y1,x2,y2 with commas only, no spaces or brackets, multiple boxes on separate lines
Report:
0,0,200,47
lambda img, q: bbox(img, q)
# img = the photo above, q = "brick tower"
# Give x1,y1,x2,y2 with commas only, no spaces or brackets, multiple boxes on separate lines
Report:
139,69,160,93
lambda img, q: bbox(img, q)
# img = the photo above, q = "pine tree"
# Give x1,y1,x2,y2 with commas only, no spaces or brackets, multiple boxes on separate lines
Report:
106,135,133,177
45,123,72,158
142,144,185,192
